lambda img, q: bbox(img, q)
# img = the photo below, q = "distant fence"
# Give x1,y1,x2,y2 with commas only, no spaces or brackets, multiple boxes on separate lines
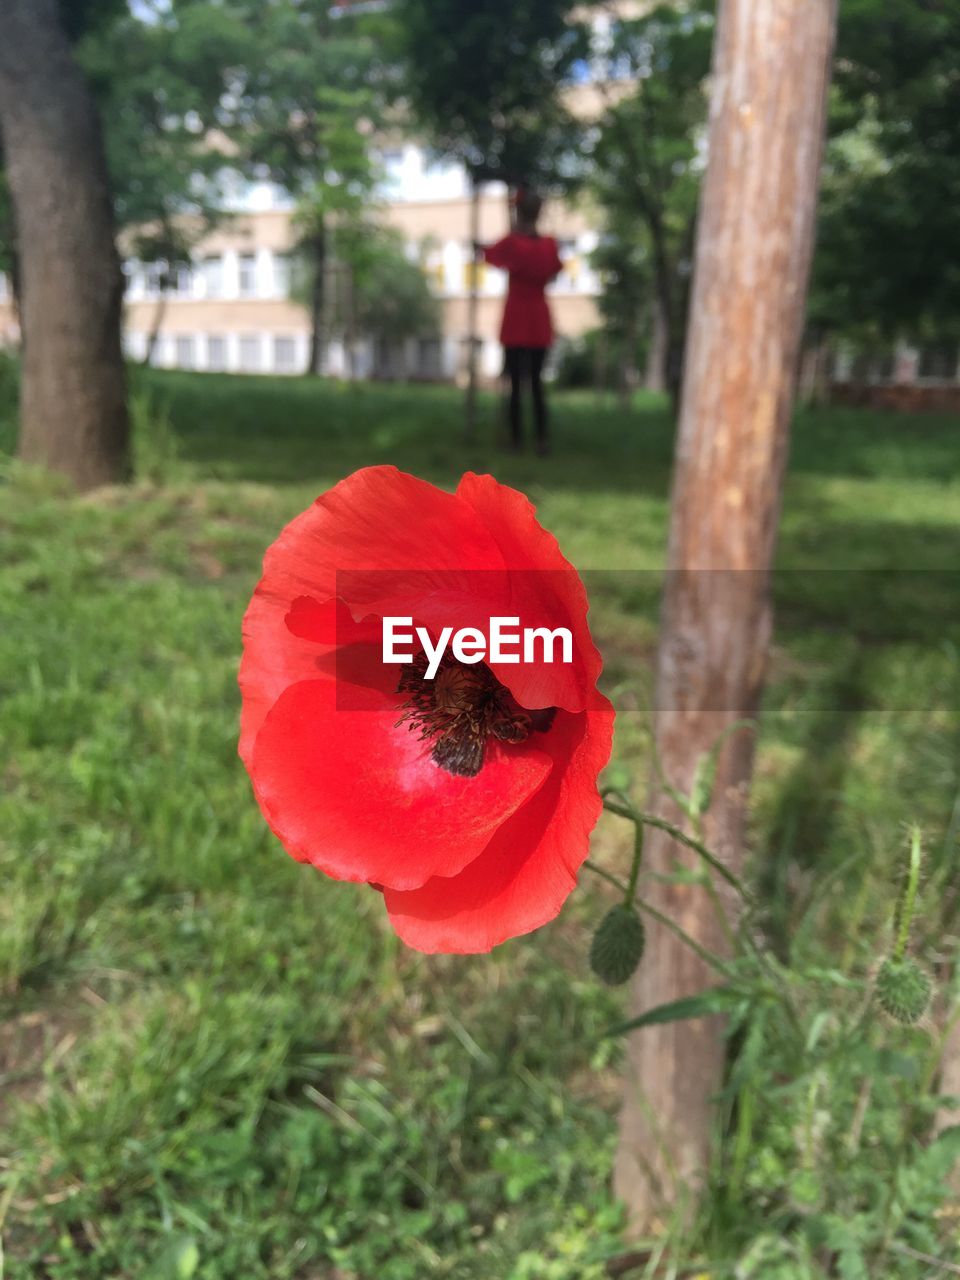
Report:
830,383,960,413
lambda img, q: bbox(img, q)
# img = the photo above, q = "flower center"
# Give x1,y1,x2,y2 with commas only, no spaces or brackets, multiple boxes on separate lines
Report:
396,651,556,778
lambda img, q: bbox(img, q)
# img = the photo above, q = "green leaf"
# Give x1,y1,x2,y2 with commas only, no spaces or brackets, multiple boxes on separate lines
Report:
146,1236,199,1280
605,986,742,1037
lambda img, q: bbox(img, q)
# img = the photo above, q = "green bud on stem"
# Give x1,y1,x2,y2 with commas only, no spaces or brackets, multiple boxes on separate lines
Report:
590,905,645,986
874,956,931,1025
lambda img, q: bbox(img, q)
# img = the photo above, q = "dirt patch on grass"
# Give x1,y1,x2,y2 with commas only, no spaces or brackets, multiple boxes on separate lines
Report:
0,1002,85,1127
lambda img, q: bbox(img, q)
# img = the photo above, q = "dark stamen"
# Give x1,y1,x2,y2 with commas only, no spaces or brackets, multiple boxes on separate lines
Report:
396,651,555,777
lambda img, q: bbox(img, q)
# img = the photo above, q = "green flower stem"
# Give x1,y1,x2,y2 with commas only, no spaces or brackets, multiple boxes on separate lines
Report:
893,826,923,963
596,803,734,978
701,870,739,956
632,897,736,979
601,794,750,901
598,794,804,1037
625,819,644,906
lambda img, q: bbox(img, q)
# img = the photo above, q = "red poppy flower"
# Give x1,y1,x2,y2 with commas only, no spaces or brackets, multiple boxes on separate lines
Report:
239,466,614,954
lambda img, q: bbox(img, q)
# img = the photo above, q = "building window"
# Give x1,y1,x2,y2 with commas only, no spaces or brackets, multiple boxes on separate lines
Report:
238,253,257,298
272,252,292,298
207,335,227,371
462,255,486,291
174,335,195,369
239,334,261,372
175,264,193,296
417,337,441,379
202,255,224,299
273,335,297,373
144,263,167,298
554,240,578,290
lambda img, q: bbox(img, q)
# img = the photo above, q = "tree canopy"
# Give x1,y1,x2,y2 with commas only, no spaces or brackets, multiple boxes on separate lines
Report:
813,0,960,340
391,0,590,187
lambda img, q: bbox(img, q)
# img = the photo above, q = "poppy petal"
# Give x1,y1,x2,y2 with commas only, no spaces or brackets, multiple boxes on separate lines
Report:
250,676,554,891
383,698,614,952
455,472,605,713
239,467,509,760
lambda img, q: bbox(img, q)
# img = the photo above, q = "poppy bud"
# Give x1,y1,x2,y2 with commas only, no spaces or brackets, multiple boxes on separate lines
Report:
874,956,931,1025
590,905,645,986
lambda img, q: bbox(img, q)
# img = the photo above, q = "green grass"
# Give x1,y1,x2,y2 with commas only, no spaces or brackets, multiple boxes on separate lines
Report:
0,368,958,1278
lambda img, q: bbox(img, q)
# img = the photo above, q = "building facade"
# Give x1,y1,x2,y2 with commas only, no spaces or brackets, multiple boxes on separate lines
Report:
119,153,604,381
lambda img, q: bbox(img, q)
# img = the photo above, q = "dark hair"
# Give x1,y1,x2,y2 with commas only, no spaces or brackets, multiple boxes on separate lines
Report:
515,188,543,226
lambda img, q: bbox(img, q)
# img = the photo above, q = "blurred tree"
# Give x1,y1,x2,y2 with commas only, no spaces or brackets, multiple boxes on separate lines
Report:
289,221,440,376
337,224,440,366
589,2,713,405
391,0,590,436
812,0,960,345
0,0,129,489
224,0,384,374
77,2,248,363
589,214,652,404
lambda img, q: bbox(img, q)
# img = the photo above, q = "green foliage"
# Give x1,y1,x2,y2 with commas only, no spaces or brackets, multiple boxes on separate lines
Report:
76,3,246,259
588,2,714,387
344,226,440,346
212,0,387,358
287,223,440,351
129,380,184,485
391,0,589,187
813,0,960,338
226,0,383,199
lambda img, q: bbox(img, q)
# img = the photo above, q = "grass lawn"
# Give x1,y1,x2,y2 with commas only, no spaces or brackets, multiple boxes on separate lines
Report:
0,369,958,1278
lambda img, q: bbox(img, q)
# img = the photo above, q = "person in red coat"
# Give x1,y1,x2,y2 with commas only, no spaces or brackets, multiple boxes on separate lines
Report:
477,188,563,454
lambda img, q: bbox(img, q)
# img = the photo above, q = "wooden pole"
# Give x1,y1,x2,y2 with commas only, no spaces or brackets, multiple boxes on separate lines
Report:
614,0,837,1230
464,178,481,441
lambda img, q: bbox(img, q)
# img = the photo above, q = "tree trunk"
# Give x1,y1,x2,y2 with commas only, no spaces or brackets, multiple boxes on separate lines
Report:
644,296,668,394
595,327,608,403
0,0,129,490
143,290,168,367
614,0,837,1232
464,179,481,441
306,227,326,376
617,309,639,409
344,264,357,382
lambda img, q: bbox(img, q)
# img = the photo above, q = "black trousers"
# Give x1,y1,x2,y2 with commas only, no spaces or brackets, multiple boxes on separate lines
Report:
504,346,548,447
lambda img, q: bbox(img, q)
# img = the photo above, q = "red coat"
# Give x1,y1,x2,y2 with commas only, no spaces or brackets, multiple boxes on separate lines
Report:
483,234,563,349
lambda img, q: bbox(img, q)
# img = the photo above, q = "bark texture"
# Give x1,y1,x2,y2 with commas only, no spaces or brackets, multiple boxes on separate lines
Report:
0,0,129,489
614,0,837,1231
